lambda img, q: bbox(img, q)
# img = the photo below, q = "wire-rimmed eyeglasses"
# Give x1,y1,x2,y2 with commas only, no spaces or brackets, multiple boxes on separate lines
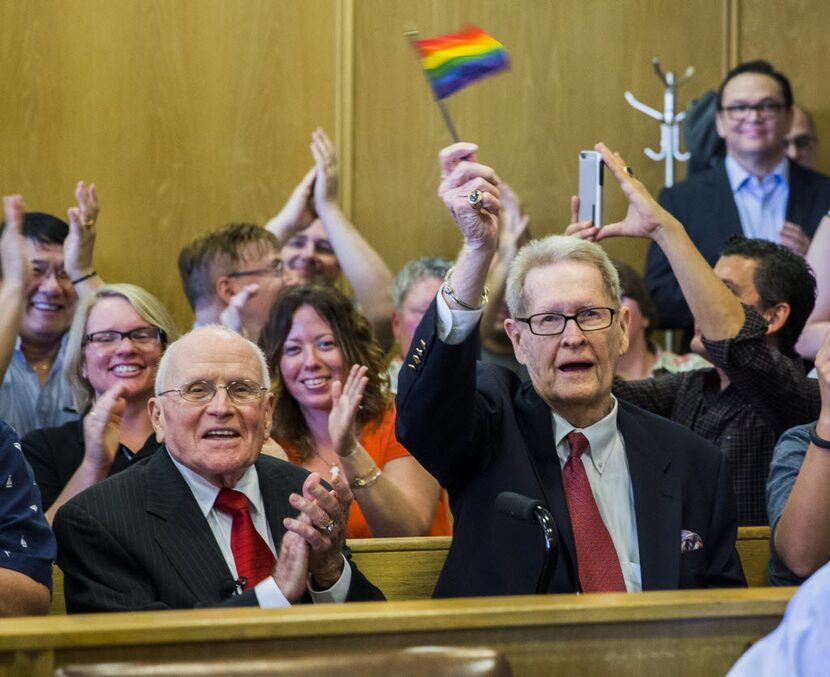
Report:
157,379,269,405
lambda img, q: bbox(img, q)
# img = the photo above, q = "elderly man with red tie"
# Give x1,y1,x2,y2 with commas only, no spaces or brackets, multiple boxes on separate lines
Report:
54,325,382,611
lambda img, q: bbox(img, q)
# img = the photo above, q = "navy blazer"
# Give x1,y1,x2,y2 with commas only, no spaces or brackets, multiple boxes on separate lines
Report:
395,303,746,597
54,448,383,612
646,158,830,330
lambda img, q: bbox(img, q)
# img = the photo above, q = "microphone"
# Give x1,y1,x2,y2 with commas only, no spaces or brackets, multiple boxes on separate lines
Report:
221,576,248,597
496,491,558,594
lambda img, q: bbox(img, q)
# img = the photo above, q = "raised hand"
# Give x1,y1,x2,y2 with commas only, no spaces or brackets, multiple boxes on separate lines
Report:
438,142,501,248
498,183,530,255
82,382,127,472
564,194,599,241
328,364,368,458
779,221,811,257
65,181,99,280
219,283,259,336
272,518,310,602
310,128,339,212
1,195,30,286
265,167,317,242
592,143,677,242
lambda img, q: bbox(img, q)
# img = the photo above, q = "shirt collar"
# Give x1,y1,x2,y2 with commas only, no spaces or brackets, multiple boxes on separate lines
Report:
167,448,264,518
552,396,619,473
725,154,790,192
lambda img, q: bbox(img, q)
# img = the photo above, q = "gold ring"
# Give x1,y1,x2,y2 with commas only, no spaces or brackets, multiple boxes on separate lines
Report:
468,190,483,209
319,520,335,536
83,219,95,227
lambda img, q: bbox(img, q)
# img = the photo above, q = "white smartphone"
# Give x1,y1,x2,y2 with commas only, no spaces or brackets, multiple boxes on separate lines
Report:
578,150,603,227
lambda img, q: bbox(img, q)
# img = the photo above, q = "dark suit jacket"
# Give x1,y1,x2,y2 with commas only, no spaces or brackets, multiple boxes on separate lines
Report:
395,304,746,597
22,415,157,511
646,158,830,330
54,448,383,612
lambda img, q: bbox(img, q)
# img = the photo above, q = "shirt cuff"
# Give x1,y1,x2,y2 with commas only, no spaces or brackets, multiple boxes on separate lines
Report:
254,576,292,608
308,554,352,604
436,290,484,345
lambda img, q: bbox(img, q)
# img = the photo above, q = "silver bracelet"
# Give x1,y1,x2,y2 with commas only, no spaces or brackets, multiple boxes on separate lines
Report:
441,266,489,311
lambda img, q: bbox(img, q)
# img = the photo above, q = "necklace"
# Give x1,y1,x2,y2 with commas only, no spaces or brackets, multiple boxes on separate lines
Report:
31,362,51,373
313,449,341,479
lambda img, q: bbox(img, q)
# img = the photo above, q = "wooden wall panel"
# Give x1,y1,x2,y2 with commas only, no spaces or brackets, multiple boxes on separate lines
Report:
3,0,828,331
736,0,830,173
0,0,336,329
351,0,726,278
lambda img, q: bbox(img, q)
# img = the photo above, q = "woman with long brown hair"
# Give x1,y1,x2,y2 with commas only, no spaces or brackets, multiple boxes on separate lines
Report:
260,284,450,538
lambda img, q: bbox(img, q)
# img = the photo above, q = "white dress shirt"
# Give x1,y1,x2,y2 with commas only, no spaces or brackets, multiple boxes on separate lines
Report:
435,291,642,591
552,404,641,591
725,155,790,243
169,450,351,606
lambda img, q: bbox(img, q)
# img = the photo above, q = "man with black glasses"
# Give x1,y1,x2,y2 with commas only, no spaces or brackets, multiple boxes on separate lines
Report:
645,60,830,336
178,223,286,342
54,325,383,611
396,142,745,598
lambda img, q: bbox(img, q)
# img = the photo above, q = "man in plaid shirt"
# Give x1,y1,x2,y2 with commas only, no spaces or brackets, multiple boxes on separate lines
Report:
568,181,820,527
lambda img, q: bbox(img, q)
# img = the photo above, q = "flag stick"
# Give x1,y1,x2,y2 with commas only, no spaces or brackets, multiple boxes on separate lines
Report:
405,29,460,143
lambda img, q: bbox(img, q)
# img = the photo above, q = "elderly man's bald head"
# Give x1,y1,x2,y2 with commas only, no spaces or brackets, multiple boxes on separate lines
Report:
155,325,269,394
149,325,274,488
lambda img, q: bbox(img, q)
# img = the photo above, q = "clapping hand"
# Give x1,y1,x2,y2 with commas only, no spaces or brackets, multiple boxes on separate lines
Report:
1,195,30,286
284,472,347,589
65,181,99,281
328,364,369,458
82,382,127,472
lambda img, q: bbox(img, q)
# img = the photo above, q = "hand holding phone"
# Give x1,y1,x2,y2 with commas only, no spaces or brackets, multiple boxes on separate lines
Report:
578,151,604,227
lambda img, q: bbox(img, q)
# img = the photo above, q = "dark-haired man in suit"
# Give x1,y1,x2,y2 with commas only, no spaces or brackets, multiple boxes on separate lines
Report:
54,325,382,612
395,142,745,598
646,60,830,335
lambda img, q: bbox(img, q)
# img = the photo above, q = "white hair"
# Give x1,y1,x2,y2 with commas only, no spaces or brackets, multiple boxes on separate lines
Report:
505,235,621,317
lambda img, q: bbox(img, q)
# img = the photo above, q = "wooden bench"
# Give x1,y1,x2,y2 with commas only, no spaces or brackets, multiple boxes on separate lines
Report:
348,527,772,600
49,527,772,613
5,587,794,677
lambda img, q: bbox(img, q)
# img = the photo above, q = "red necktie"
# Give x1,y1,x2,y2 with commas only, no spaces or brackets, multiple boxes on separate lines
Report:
213,488,275,590
561,431,626,592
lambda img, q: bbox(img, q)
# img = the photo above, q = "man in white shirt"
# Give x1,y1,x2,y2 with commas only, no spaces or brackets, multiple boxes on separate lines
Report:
395,142,745,597
54,325,382,611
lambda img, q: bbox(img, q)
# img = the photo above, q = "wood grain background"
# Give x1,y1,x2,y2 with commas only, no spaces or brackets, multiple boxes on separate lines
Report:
1,0,825,330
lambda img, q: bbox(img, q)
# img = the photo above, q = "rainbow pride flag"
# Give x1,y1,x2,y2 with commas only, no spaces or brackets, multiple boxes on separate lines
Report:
415,26,509,99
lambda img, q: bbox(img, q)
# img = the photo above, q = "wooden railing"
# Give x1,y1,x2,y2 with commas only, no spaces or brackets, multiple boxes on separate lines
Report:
3,587,793,677
49,527,772,614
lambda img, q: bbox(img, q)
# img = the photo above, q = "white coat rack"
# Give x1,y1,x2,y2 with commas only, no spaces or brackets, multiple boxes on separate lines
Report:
624,58,694,188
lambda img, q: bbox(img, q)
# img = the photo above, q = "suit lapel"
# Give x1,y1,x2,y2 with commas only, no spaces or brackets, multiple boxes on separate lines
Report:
514,387,577,575
786,160,815,227
617,406,680,590
712,164,744,242
145,450,235,601
257,458,298,549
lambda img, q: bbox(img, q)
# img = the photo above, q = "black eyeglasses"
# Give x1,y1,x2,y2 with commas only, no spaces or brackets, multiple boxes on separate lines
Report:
719,101,787,121
157,379,268,405
515,307,616,336
227,259,284,278
83,326,165,347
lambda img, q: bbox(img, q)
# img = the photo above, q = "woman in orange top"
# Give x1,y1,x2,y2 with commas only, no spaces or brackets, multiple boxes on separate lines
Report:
260,284,450,538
